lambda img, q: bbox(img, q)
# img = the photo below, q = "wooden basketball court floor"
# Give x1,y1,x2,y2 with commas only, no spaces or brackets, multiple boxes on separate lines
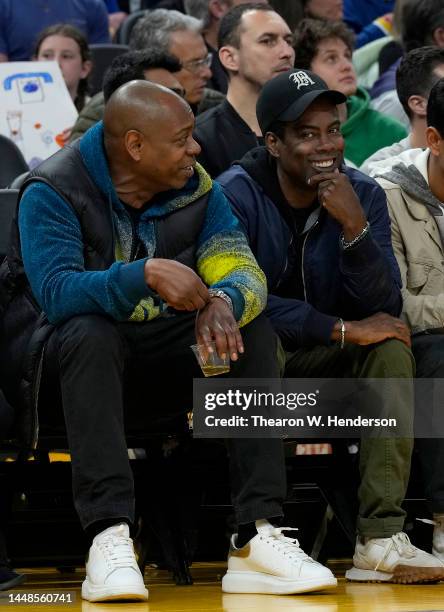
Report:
1,562,444,612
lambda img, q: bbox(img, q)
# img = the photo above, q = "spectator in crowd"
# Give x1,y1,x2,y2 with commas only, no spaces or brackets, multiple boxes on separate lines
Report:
270,0,343,31
218,69,444,583
282,0,393,50
103,0,128,39
362,46,444,175
374,78,444,562
0,0,110,62
402,0,444,53
305,0,393,48
129,9,217,112
184,0,268,94
370,0,444,126
344,0,394,36
369,56,408,129
34,24,92,113
2,81,337,600
377,0,405,76
293,18,407,167
194,2,294,177
303,0,343,20
69,49,184,141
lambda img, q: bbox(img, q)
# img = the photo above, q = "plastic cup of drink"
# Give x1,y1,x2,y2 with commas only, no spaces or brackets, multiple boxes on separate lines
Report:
190,341,230,377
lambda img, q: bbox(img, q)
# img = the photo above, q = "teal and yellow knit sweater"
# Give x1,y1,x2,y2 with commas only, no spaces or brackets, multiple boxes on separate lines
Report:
19,122,266,327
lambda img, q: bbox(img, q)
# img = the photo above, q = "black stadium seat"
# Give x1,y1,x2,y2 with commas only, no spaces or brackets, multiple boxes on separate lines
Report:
89,43,130,96
0,136,28,189
0,189,18,260
114,10,148,45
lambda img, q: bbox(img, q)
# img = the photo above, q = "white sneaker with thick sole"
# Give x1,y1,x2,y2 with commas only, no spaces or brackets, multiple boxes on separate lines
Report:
345,532,444,584
81,523,148,602
222,519,337,595
432,514,444,562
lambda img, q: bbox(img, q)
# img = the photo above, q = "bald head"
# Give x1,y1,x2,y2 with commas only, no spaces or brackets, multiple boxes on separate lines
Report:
103,79,201,198
104,80,191,142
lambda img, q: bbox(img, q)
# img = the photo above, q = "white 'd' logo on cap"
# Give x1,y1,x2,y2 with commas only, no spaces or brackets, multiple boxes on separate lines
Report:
289,71,315,89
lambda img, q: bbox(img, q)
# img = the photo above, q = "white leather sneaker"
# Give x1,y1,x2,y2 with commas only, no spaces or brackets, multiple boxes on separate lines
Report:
81,523,148,602
222,519,337,594
432,514,444,562
345,532,444,583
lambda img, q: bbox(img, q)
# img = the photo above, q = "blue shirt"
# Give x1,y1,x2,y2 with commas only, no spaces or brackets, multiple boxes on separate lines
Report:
0,0,110,61
103,0,120,12
344,0,394,33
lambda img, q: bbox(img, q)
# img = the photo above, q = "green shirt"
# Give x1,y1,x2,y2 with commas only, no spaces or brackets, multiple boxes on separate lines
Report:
342,85,408,167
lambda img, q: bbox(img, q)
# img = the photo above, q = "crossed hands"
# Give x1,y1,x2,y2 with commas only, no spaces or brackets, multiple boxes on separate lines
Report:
144,258,243,360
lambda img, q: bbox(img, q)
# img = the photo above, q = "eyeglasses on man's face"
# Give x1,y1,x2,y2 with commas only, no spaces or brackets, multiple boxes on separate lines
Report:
182,53,212,74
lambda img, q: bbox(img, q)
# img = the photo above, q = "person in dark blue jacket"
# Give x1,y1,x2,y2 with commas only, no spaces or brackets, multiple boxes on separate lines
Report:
218,68,444,584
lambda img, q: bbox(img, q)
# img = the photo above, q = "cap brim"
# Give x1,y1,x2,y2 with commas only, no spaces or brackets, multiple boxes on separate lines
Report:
274,89,346,128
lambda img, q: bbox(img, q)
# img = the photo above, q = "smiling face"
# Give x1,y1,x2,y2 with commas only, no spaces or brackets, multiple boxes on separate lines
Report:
266,96,344,188
310,36,356,97
130,96,202,192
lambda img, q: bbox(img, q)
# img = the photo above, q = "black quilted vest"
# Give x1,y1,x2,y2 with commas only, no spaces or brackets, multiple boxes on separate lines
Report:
0,140,209,446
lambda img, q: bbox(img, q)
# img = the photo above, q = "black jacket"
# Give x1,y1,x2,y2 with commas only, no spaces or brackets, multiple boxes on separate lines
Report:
206,43,228,94
218,148,403,350
194,99,263,178
0,140,208,447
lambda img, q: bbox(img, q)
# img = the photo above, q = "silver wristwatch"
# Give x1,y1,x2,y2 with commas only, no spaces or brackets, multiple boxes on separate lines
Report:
208,289,233,312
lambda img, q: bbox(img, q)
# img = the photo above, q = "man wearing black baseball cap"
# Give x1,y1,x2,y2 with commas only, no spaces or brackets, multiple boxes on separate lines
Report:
256,68,346,133
218,69,444,585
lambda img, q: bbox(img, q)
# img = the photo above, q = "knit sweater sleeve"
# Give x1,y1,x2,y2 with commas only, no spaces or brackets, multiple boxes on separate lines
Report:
19,182,153,324
196,181,267,327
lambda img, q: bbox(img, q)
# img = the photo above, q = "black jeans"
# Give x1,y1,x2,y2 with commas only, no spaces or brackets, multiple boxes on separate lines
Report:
412,333,444,513
43,312,285,529
0,389,13,441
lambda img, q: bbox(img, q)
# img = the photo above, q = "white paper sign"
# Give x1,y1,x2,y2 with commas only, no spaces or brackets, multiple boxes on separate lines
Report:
0,61,79,168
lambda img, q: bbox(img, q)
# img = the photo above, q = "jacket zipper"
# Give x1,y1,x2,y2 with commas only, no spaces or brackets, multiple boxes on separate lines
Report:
301,218,320,301
279,233,293,285
301,232,309,301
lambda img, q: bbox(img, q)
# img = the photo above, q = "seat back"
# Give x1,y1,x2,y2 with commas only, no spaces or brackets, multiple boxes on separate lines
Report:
0,136,28,189
89,44,130,96
114,10,148,45
0,189,18,259
9,171,30,191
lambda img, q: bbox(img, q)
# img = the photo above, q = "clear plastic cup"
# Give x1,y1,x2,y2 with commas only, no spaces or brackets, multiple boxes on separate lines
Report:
190,341,230,377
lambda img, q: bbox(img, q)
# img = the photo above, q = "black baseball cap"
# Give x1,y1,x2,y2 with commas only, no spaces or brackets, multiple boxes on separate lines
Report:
256,69,346,135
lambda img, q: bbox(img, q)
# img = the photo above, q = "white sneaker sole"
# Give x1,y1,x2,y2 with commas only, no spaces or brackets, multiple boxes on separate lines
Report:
82,578,149,602
346,565,444,584
222,570,337,594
